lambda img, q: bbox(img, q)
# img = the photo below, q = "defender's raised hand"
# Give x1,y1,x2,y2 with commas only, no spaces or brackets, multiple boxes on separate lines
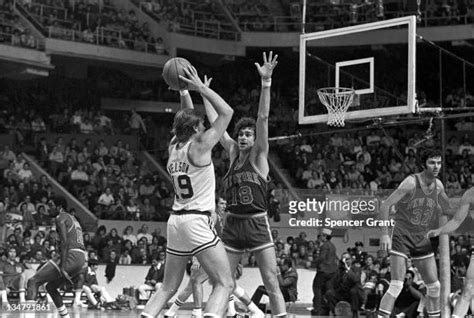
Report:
254,51,278,80
203,75,213,88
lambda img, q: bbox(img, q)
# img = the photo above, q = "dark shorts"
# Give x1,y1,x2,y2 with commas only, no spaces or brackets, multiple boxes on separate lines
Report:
221,212,273,253
36,249,87,283
63,249,87,277
390,227,434,260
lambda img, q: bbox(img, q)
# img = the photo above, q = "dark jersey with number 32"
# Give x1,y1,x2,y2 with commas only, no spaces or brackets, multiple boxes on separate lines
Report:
223,157,268,215
57,212,85,251
394,174,439,237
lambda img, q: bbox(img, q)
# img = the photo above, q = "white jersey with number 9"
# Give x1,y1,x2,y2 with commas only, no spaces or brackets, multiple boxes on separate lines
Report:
167,140,215,212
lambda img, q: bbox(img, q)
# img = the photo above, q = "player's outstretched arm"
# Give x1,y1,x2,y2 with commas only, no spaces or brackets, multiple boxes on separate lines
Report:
427,188,473,238
380,175,416,250
254,51,278,159
179,66,233,150
201,76,238,158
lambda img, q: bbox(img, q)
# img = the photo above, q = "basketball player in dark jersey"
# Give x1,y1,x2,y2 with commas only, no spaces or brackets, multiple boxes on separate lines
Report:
427,187,474,318
378,149,450,318
26,196,87,318
203,51,286,316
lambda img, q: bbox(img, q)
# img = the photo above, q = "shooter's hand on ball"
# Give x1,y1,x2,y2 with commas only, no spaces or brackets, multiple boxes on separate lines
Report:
179,66,206,92
254,51,278,80
380,234,391,251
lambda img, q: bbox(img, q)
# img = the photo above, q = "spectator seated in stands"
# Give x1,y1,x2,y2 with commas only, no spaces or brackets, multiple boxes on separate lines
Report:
251,257,298,306
325,252,365,317
391,270,424,318
0,247,26,305
82,259,118,310
137,251,165,301
131,238,148,264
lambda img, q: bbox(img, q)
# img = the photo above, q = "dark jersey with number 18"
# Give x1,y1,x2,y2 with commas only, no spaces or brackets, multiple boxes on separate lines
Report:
223,157,268,215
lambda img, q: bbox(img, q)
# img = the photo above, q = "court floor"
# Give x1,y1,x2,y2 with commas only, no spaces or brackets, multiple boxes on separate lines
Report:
0,304,359,317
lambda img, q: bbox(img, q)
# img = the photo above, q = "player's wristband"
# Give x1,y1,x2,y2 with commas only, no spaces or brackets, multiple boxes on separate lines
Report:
262,78,271,88
179,89,189,96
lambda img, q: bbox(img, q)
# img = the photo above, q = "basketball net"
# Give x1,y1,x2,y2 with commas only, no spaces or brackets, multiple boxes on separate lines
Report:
317,87,355,127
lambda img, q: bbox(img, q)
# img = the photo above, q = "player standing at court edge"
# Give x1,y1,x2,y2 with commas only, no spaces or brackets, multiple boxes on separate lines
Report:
377,149,451,318
205,51,286,316
26,196,87,318
140,65,235,318
426,187,474,318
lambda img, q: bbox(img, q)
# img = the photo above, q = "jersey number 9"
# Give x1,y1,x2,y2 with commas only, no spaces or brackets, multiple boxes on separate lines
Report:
172,175,194,200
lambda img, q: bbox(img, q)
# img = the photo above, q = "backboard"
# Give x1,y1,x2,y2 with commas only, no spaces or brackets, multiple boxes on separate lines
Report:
299,16,417,125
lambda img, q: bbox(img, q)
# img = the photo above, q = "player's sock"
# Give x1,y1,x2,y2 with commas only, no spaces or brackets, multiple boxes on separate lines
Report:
427,310,441,317
165,298,184,315
378,308,391,317
74,290,82,304
248,302,261,313
19,290,26,302
1,290,7,303
58,305,70,318
140,313,154,318
192,308,202,317
227,295,236,316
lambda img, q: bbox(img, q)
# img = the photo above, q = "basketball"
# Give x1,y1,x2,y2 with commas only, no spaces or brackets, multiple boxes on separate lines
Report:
162,57,193,91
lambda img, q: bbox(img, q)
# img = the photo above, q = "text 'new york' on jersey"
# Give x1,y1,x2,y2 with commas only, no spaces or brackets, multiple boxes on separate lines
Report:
223,155,268,215
394,174,440,236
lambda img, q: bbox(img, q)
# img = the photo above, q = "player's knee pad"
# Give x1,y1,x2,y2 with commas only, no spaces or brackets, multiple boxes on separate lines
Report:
386,280,404,297
426,281,440,298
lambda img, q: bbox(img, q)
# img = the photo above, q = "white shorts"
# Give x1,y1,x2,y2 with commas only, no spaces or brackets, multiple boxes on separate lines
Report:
166,212,220,257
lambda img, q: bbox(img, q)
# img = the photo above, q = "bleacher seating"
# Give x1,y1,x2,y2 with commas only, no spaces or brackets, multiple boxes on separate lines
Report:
18,0,166,54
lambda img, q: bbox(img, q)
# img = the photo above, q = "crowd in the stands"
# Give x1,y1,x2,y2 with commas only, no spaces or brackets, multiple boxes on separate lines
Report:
136,0,474,38
0,0,41,49
18,0,166,53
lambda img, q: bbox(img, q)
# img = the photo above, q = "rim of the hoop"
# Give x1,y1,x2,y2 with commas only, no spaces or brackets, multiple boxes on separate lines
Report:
317,87,355,95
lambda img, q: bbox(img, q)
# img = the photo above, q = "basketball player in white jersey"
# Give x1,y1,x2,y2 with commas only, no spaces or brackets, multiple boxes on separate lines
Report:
164,197,265,318
427,187,474,318
140,65,234,318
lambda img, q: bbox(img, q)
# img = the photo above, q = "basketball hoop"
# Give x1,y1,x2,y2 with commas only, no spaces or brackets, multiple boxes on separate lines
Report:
317,87,355,127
